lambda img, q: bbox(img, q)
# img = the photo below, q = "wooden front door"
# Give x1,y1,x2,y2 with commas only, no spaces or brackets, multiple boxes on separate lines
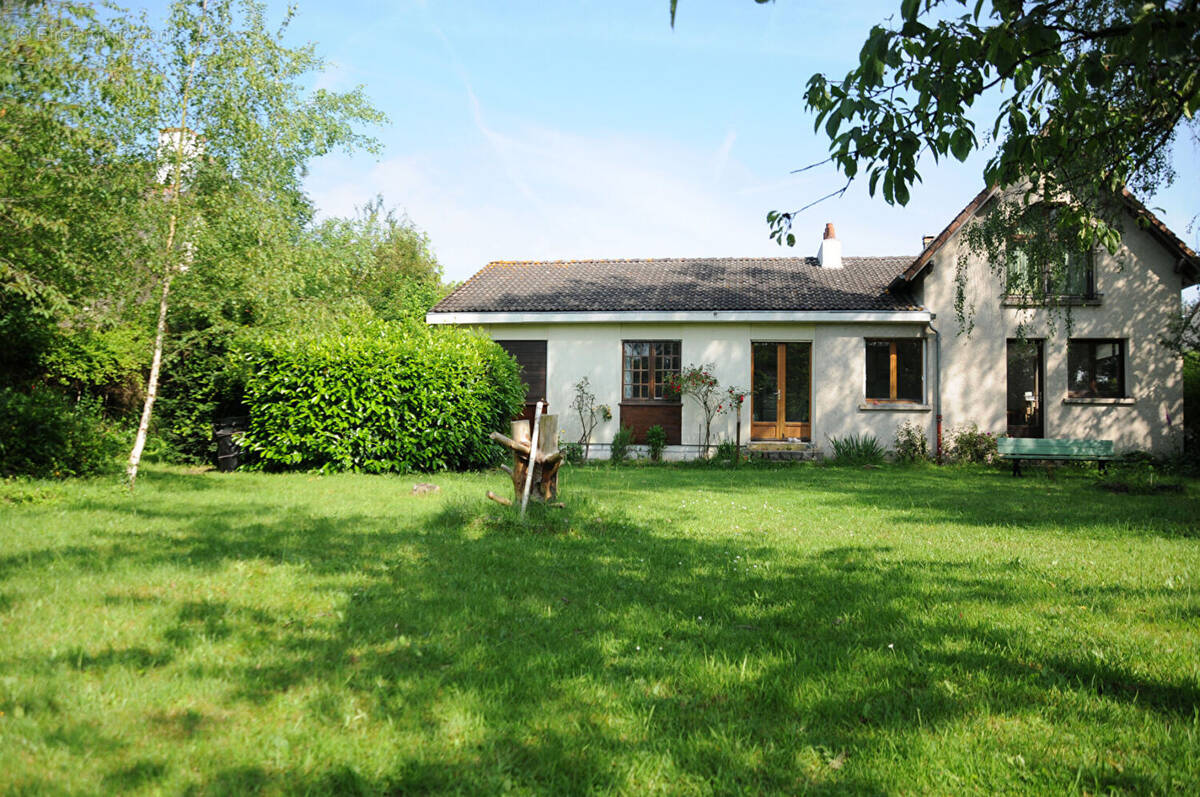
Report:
750,342,811,440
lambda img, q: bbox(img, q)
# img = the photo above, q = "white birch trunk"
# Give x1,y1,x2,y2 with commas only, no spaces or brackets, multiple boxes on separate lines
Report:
125,0,207,488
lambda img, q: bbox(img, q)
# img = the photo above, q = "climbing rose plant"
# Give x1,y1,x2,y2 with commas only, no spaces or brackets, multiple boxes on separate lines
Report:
667,364,723,456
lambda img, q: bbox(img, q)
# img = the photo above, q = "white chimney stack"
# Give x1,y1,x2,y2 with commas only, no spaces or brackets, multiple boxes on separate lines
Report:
817,222,842,269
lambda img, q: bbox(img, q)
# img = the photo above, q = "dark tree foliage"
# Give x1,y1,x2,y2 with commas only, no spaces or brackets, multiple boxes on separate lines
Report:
743,0,1199,254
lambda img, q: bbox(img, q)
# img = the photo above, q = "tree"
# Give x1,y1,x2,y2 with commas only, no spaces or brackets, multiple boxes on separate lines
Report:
666,363,722,457
760,0,1199,255
295,197,448,325
123,0,384,486
1,3,159,406
569,377,612,461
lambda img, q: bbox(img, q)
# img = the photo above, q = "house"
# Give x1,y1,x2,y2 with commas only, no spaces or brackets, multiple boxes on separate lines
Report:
427,187,1200,458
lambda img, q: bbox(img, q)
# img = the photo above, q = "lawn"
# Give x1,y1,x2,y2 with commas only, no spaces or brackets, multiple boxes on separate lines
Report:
1,462,1198,794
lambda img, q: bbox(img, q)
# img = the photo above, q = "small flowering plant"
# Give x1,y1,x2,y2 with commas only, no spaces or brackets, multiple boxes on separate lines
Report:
670,364,726,455
718,386,748,417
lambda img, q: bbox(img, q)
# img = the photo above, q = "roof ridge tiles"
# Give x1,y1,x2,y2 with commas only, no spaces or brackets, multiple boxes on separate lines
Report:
484,255,912,266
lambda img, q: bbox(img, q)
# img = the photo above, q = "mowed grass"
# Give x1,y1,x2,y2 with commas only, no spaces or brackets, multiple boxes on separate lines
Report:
1,463,1198,795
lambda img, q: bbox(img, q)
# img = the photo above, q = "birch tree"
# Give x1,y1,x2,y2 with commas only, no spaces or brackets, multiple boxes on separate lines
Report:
125,0,383,486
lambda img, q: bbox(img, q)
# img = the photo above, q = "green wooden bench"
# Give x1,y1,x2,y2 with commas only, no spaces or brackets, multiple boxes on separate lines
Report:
997,437,1117,476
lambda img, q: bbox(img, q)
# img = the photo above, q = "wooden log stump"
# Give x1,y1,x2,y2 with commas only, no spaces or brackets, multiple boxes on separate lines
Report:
489,414,560,504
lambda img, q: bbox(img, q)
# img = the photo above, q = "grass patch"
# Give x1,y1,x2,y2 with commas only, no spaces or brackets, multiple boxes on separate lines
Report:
1,463,1198,793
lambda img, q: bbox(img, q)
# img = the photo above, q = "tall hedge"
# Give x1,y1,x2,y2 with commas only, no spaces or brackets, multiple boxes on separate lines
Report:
239,323,524,473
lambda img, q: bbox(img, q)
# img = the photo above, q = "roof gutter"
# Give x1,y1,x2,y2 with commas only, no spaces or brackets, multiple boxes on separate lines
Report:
427,309,933,325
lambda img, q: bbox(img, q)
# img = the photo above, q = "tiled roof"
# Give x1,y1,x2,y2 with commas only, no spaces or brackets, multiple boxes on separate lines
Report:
904,185,1200,285
430,256,922,314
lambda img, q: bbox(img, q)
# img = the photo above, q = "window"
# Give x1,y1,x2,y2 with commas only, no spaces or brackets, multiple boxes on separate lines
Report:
494,340,546,405
1005,248,1095,298
1003,204,1096,299
1068,339,1125,398
622,340,681,401
865,339,923,402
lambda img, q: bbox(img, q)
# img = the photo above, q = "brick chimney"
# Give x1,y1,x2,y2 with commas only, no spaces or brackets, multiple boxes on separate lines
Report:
817,222,842,269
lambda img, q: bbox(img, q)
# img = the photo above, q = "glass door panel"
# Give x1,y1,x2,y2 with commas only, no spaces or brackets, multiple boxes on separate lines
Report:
1006,339,1044,438
752,343,778,423
784,343,810,423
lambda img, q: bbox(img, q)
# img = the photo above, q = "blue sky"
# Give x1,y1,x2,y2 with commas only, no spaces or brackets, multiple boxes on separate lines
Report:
133,0,1198,288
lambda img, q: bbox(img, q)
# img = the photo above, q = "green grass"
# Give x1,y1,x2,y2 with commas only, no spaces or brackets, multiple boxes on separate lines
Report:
1,462,1198,794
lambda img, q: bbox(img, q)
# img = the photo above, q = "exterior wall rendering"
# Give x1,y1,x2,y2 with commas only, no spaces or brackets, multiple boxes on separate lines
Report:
920,206,1189,455
429,190,1196,458
472,317,933,458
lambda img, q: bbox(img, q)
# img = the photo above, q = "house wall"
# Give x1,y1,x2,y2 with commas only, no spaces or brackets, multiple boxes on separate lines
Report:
478,319,931,458
919,199,1188,455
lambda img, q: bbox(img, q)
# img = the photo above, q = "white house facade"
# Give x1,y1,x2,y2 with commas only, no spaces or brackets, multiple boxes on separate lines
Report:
428,190,1198,458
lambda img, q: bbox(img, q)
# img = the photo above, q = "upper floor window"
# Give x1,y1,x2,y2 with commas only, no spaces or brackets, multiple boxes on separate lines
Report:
622,340,681,401
1003,203,1097,300
865,339,923,402
1067,339,1125,398
1005,248,1095,298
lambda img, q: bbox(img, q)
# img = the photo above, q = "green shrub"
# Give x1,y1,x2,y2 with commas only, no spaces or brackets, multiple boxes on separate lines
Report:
238,322,524,473
1184,351,1199,464
714,439,740,466
894,420,929,462
609,426,634,465
155,328,248,464
559,439,585,466
0,387,122,478
828,433,885,465
645,425,667,462
946,423,999,464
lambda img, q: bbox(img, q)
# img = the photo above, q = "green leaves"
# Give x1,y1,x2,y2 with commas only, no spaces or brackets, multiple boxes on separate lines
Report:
796,0,1198,258
949,127,974,162
239,324,524,474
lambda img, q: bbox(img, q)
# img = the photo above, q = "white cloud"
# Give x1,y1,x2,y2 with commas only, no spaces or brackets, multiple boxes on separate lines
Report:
305,122,816,282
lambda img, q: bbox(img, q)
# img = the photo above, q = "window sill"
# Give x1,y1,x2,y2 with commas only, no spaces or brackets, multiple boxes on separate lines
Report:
1002,294,1103,308
619,400,682,406
858,402,931,412
1062,396,1135,406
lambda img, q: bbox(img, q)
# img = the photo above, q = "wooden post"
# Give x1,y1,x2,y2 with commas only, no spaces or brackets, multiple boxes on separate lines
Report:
489,413,562,507
520,401,544,517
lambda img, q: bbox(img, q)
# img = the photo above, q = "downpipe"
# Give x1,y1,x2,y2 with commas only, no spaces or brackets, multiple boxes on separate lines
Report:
931,316,940,463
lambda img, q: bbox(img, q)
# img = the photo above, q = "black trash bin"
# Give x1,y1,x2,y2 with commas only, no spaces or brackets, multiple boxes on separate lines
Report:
212,416,248,472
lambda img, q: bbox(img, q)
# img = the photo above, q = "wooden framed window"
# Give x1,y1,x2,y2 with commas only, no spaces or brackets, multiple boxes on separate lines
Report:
865,339,923,402
1005,248,1095,298
495,340,546,420
1003,204,1097,300
622,340,681,401
1067,339,1125,398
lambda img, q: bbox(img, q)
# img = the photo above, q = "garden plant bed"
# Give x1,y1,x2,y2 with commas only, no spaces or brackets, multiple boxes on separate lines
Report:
1,463,1198,793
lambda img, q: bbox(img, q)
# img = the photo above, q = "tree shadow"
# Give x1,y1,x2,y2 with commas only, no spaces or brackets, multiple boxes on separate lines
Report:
5,466,1197,792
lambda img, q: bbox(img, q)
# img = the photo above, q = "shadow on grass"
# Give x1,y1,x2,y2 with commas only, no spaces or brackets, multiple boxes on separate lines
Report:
5,466,1198,792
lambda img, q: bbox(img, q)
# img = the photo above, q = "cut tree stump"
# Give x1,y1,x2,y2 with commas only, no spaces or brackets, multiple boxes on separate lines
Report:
489,414,561,505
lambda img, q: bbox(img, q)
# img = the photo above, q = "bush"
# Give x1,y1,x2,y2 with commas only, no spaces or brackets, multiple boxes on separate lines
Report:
645,425,667,462
559,439,585,466
0,387,122,478
828,433,886,465
155,328,248,464
714,439,740,466
609,426,634,465
238,322,524,473
894,420,929,462
1184,351,1199,464
945,423,999,464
